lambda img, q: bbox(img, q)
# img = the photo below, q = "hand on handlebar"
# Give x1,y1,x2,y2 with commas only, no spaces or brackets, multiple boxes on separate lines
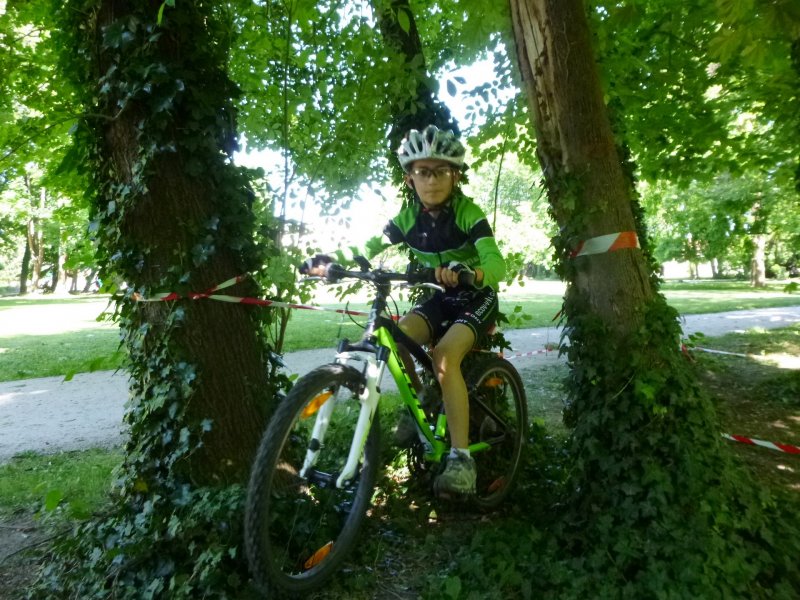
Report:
436,262,477,288
301,262,346,283
299,253,333,277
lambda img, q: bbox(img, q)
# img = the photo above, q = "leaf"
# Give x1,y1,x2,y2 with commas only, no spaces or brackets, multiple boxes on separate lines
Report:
397,8,411,34
44,488,64,512
156,1,173,26
446,79,457,97
444,576,462,599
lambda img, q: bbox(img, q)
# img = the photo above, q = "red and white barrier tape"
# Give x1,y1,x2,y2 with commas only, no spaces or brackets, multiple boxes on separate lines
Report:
571,231,640,258
131,274,249,302
723,433,800,455
131,275,378,319
502,348,554,361
694,347,749,358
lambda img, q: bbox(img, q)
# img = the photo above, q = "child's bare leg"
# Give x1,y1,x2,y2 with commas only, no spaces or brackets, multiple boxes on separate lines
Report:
431,323,474,449
397,313,431,393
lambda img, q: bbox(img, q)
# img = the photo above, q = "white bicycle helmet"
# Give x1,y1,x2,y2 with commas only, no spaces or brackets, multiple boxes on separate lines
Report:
397,125,465,171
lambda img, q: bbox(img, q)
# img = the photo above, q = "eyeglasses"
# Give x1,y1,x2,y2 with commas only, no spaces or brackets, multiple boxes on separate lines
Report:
409,166,455,180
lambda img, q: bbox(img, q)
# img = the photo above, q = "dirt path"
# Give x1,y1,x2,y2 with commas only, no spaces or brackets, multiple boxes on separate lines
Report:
1,306,799,463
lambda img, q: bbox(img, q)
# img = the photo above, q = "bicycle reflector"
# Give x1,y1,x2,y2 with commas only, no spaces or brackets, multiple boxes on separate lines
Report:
301,391,333,418
304,541,334,570
488,476,507,493
483,377,504,388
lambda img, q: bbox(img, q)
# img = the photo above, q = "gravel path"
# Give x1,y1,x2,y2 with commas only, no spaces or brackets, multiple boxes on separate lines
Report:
1,306,799,463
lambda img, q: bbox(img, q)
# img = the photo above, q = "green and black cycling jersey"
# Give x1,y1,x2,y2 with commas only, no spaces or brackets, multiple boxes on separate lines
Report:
357,191,506,291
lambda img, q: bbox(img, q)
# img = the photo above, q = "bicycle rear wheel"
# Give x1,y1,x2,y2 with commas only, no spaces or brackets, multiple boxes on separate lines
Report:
245,364,380,594
465,355,527,508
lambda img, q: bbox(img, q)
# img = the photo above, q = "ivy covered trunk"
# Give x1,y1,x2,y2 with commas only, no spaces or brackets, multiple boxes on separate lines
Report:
81,0,274,486
510,0,799,595
372,0,458,178
37,1,283,595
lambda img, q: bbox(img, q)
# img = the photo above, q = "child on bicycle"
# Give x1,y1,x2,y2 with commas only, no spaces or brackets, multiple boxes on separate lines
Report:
303,124,506,498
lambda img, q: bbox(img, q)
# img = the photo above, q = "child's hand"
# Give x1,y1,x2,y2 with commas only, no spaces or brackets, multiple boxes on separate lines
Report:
300,254,332,277
435,265,460,287
436,262,477,287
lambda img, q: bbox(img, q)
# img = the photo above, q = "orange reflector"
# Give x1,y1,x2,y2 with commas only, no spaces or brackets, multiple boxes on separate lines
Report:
301,391,333,418
488,476,506,493
483,377,504,388
304,541,333,570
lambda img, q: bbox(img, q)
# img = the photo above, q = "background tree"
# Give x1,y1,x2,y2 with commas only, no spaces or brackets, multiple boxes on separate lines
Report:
509,0,799,595
0,0,82,293
643,172,792,282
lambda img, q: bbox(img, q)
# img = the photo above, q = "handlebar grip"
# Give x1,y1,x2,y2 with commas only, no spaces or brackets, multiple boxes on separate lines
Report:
325,263,347,283
457,269,476,287
405,268,437,285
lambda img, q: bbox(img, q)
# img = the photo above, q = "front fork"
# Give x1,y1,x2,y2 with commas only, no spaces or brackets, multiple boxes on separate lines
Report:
298,352,386,488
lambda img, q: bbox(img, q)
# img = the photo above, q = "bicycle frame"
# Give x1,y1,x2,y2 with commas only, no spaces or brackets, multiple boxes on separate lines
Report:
300,270,492,489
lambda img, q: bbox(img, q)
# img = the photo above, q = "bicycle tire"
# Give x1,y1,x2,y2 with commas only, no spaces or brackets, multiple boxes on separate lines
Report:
464,355,527,508
245,364,380,594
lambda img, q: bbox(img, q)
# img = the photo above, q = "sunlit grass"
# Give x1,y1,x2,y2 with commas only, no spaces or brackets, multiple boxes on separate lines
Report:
0,448,122,521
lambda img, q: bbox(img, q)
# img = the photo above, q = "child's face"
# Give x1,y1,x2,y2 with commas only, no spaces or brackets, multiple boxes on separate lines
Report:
405,159,459,210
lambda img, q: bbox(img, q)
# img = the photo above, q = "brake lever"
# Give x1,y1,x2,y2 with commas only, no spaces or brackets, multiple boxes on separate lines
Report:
401,282,445,293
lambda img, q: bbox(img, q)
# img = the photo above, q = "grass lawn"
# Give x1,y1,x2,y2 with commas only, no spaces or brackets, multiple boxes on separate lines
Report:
1,279,798,382
0,448,121,522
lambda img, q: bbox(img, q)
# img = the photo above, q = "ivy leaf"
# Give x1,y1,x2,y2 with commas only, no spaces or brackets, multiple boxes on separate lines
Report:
446,79,456,97
444,575,462,599
44,488,64,512
397,8,411,34
157,1,175,26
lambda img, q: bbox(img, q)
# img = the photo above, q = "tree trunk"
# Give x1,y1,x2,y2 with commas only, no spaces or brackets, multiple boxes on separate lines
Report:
27,217,42,291
18,237,30,294
372,0,458,173
86,0,275,484
507,0,787,594
510,0,653,332
750,234,767,287
49,235,62,293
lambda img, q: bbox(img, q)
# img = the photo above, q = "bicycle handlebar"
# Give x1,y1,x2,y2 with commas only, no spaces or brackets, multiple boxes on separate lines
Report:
324,264,475,288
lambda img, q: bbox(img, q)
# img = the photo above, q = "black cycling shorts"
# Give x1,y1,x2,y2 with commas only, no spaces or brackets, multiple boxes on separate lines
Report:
412,287,499,342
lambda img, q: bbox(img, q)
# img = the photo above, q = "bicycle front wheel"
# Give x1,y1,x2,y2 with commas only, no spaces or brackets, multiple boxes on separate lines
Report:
465,356,528,509
245,364,380,594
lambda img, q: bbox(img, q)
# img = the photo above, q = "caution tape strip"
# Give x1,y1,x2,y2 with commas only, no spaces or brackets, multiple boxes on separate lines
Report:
681,344,753,359
571,231,640,258
137,291,377,319
130,275,378,319
502,348,554,361
723,433,800,455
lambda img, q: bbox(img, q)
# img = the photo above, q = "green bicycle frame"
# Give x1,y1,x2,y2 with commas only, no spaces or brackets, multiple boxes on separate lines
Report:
371,321,491,462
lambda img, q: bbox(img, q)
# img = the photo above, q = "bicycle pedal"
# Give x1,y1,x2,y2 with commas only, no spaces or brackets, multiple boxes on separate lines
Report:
432,482,476,502
434,490,475,502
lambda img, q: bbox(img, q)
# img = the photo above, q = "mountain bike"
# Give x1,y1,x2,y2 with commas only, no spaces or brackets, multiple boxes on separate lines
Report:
244,265,528,595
